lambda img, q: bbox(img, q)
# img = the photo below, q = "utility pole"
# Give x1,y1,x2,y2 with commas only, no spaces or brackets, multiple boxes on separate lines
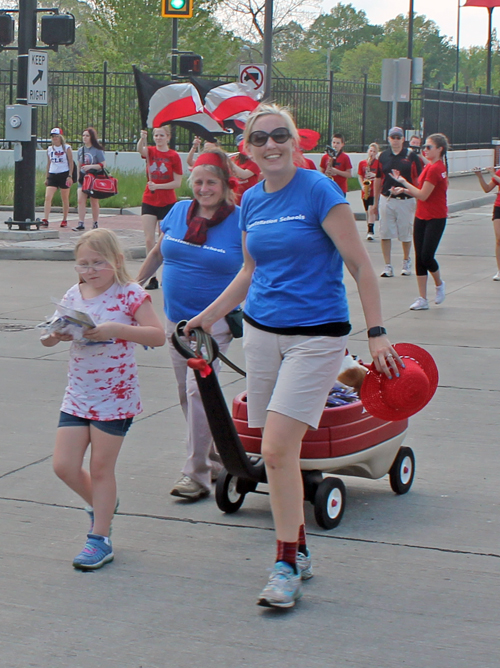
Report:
14,0,38,224
263,0,273,99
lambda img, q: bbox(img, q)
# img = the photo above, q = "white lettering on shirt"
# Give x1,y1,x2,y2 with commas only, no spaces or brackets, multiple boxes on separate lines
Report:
248,214,305,229
165,234,226,253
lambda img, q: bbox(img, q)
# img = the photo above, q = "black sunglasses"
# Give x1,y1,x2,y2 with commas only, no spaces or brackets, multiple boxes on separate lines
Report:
389,134,403,140
423,144,434,150
248,127,292,147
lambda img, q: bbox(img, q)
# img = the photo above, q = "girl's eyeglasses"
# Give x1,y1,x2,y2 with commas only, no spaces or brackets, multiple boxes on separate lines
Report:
423,144,434,150
75,261,112,274
247,127,292,147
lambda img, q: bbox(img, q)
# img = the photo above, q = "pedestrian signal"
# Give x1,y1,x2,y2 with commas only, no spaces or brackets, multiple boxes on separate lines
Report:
162,0,193,18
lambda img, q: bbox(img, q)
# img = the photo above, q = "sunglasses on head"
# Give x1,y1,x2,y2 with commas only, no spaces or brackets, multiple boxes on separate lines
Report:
247,127,292,147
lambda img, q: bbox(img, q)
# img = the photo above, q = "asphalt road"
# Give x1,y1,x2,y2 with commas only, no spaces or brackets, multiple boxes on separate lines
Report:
0,198,499,667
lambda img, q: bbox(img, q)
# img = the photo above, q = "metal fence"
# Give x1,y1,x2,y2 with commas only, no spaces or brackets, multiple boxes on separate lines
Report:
0,62,496,153
422,86,500,150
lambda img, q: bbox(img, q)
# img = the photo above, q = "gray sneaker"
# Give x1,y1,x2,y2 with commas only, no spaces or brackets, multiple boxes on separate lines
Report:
401,258,412,275
380,264,394,277
257,561,303,608
296,548,314,580
170,475,210,500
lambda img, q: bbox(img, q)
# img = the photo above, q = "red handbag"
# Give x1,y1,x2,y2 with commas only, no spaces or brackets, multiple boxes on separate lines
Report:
82,170,118,199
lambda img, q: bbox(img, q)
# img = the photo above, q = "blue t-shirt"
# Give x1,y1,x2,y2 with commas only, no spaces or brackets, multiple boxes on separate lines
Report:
240,168,349,328
160,200,243,322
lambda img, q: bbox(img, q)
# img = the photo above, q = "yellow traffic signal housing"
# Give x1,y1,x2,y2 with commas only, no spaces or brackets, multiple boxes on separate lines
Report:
162,0,193,18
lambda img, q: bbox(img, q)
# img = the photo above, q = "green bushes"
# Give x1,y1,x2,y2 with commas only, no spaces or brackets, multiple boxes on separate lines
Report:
0,168,194,208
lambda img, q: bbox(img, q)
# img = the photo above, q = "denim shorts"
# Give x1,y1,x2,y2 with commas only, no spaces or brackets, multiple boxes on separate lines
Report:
58,411,133,437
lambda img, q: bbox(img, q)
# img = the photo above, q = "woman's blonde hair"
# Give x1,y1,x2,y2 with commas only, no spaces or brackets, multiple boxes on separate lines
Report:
243,103,300,149
187,147,235,206
368,142,379,155
74,229,133,286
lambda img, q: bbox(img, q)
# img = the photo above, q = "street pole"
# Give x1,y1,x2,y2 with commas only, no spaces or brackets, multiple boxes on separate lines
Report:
407,0,414,61
487,7,493,95
170,17,178,147
456,0,461,90
406,0,414,132
14,0,37,223
263,0,273,99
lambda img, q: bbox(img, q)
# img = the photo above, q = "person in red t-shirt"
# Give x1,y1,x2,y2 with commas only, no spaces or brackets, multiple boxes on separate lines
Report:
230,141,261,205
137,125,183,289
295,128,319,170
391,133,449,311
357,143,380,240
473,165,500,281
320,133,352,193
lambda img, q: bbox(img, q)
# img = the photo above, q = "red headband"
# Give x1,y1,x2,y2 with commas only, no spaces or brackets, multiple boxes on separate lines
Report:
193,152,226,171
192,152,238,191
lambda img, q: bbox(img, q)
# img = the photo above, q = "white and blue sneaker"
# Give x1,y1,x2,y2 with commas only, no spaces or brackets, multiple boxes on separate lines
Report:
257,561,302,608
296,548,314,580
73,534,114,571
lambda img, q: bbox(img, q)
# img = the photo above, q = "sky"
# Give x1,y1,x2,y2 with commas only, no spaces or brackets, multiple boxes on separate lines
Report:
321,1,500,49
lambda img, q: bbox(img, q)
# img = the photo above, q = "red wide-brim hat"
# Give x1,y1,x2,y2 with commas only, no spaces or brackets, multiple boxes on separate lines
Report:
360,343,438,421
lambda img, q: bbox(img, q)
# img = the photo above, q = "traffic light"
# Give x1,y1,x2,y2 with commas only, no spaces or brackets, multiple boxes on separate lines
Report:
162,0,193,19
0,14,15,46
179,54,203,75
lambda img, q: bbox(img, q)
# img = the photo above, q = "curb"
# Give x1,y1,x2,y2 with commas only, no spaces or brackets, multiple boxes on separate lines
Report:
0,196,495,260
0,245,146,261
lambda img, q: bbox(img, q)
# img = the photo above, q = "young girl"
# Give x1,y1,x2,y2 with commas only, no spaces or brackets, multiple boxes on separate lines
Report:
41,229,165,570
41,128,74,229
391,133,449,310
357,143,380,241
73,128,106,232
136,125,183,290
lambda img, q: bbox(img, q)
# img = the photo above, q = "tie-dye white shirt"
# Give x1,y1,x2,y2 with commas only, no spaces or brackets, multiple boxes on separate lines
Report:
59,281,150,420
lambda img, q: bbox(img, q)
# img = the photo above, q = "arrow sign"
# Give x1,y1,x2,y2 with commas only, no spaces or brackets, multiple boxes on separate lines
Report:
28,51,48,105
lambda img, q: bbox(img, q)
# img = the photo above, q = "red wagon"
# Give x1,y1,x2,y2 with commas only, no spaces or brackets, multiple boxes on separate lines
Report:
218,392,413,529
172,324,416,530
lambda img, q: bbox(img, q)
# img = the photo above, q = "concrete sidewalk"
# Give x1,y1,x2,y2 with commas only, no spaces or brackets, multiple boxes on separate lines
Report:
0,174,495,260
0,198,499,666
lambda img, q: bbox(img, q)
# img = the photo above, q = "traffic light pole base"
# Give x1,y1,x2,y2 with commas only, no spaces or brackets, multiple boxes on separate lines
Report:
4,217,44,231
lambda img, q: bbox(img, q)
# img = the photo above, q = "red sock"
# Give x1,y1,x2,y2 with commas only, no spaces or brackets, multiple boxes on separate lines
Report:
298,524,307,555
276,540,298,570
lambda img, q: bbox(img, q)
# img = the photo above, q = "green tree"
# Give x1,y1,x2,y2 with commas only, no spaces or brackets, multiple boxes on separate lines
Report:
338,42,383,82
380,14,455,87
82,0,242,74
303,3,383,72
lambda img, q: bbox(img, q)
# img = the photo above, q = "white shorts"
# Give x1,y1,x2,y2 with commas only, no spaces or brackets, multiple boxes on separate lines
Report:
242,322,348,430
379,196,416,242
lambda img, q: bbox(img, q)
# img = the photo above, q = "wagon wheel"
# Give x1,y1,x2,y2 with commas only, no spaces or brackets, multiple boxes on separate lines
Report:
215,469,246,514
389,447,415,495
314,477,346,530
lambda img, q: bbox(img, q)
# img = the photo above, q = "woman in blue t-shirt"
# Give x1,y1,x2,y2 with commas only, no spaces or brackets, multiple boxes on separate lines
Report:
186,104,403,609
137,148,243,500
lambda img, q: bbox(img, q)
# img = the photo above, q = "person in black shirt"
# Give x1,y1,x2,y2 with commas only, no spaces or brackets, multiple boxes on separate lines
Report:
374,127,423,277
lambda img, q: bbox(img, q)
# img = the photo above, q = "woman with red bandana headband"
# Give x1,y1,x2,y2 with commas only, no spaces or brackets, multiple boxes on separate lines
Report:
137,148,243,501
